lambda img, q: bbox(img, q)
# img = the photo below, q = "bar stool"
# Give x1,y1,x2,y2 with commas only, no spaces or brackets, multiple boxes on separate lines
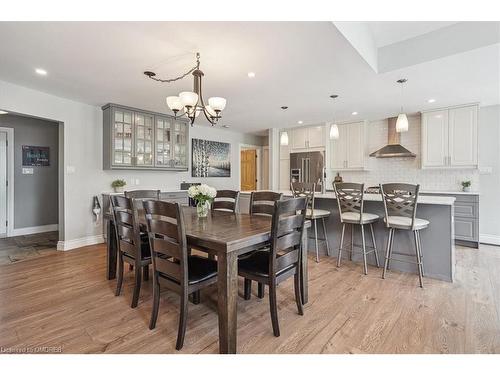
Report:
380,183,427,288
333,182,380,275
291,182,331,263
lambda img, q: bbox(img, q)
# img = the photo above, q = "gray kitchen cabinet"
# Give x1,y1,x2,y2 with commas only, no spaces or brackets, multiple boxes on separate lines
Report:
421,192,479,248
102,103,189,170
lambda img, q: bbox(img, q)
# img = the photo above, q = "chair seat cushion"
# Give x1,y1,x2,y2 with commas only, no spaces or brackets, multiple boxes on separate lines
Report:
384,216,429,230
341,212,379,224
238,250,293,278
187,255,217,284
306,208,331,219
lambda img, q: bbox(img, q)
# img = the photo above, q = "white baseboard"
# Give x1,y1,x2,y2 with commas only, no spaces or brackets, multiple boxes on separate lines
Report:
11,224,59,237
480,234,500,246
57,234,104,251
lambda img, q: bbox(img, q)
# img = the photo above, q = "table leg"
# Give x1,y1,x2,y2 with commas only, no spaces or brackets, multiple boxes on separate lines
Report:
106,219,117,280
301,225,309,304
217,251,238,354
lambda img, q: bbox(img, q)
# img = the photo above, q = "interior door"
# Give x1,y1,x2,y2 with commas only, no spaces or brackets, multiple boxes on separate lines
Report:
241,149,257,191
448,105,478,167
0,131,7,236
422,110,449,167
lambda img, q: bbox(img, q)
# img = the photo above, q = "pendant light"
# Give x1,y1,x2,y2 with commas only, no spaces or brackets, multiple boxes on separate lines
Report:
329,94,339,140
280,106,289,146
396,79,409,133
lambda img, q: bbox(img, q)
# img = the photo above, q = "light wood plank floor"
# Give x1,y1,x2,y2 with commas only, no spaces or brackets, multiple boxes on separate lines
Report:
0,243,499,354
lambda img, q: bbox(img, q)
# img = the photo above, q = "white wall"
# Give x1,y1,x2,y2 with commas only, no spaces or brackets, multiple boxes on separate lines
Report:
0,79,263,245
478,105,500,244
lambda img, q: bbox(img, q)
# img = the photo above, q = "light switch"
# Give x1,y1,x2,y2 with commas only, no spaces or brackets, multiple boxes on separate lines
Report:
66,166,76,174
135,179,140,185
479,166,493,175
22,167,34,175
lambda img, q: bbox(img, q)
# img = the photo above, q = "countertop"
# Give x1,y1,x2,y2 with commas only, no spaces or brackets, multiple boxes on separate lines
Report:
240,190,456,206
101,189,187,195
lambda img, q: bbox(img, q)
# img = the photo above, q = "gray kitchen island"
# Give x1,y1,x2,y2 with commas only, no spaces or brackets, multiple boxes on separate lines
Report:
240,191,456,282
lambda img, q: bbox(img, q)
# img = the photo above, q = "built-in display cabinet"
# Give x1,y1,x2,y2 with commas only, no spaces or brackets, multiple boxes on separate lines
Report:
421,104,478,169
102,103,189,170
329,121,367,171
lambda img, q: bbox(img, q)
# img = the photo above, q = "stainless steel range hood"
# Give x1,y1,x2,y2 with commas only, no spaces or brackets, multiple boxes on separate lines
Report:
369,117,416,158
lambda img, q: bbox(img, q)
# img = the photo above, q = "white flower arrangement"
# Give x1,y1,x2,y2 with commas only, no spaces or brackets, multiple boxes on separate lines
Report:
188,184,217,205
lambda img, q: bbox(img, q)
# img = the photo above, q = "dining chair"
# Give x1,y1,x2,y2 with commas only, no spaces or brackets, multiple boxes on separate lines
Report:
380,183,428,288
333,182,380,275
110,195,152,308
247,191,283,299
291,181,331,263
211,190,240,213
124,189,161,200
143,200,218,350
239,196,308,337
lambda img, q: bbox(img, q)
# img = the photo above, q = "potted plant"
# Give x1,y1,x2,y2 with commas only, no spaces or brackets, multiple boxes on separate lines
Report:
188,184,217,218
461,180,472,192
111,179,126,193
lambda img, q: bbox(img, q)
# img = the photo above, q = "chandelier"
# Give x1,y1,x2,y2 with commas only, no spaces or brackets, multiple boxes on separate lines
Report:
144,52,226,126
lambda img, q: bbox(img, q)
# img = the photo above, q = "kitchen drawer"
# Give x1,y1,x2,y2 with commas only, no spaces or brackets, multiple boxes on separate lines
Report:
161,192,187,199
454,201,478,218
455,217,478,241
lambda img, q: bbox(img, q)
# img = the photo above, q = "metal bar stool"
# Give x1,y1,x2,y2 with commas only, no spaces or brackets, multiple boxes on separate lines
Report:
380,183,428,288
333,182,380,275
291,182,331,263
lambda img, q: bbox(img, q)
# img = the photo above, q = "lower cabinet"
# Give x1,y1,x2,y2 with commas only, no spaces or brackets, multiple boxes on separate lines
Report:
421,193,479,248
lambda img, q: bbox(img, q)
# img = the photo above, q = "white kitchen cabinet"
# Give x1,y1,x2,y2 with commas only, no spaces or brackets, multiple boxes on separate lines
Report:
329,121,366,170
279,159,290,190
291,124,325,150
421,105,478,169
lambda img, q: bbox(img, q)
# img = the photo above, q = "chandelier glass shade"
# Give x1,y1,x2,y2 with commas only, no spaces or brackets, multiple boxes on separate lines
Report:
145,53,226,126
280,131,289,146
396,79,409,133
329,124,339,140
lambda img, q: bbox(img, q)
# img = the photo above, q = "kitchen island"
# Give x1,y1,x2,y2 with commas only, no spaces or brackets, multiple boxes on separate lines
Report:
240,191,456,282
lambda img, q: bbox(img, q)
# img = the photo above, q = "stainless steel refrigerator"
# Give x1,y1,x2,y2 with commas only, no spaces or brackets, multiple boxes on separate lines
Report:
289,151,324,191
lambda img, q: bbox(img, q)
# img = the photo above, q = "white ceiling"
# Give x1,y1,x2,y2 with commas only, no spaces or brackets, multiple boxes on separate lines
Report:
0,21,498,134
366,21,458,47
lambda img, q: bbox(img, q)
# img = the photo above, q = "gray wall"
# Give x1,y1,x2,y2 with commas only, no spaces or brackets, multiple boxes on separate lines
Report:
479,105,500,242
0,114,59,228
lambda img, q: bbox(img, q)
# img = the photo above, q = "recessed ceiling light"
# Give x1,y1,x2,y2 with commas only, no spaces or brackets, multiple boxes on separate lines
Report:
247,72,255,78
297,120,303,125
427,99,436,103
0,110,8,115
35,68,47,76
352,111,358,115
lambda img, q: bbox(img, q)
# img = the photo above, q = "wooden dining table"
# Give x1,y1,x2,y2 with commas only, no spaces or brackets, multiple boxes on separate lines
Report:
105,206,309,354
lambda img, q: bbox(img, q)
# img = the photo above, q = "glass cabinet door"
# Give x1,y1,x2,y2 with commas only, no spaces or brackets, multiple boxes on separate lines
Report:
134,112,154,167
172,121,188,168
154,116,172,167
112,109,133,166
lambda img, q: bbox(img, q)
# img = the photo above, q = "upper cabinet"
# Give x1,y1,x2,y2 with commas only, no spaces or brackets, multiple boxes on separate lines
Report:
291,124,326,151
329,121,366,170
103,104,189,170
421,105,478,169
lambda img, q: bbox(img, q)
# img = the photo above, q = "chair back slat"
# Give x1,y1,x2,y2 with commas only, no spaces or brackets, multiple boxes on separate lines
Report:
125,190,161,200
249,191,283,217
268,197,308,275
291,182,316,215
110,195,143,262
380,183,420,229
143,200,188,286
212,190,239,213
333,182,365,223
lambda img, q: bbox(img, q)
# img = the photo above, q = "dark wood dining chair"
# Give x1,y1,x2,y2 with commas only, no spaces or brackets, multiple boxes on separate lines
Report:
110,195,152,308
247,191,283,298
125,189,161,200
239,196,308,337
143,200,218,350
211,190,240,213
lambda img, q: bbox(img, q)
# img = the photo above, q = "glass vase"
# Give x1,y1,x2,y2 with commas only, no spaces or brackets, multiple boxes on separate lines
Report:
196,201,209,218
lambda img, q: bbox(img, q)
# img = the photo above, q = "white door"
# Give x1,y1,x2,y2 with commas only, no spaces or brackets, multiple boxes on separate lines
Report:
279,159,290,190
346,122,364,169
330,124,347,169
448,105,478,167
0,131,7,236
307,125,325,148
422,110,449,168
291,128,308,149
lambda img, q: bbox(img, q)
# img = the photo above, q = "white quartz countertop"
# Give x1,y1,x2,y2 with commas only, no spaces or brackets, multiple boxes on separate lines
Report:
241,190,456,206
102,189,187,195
419,190,480,196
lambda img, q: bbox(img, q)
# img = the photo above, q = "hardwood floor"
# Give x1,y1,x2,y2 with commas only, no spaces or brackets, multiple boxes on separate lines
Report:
0,231,58,265
0,243,499,353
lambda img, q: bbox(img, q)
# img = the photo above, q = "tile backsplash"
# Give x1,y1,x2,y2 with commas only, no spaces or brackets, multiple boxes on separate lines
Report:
327,115,479,192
